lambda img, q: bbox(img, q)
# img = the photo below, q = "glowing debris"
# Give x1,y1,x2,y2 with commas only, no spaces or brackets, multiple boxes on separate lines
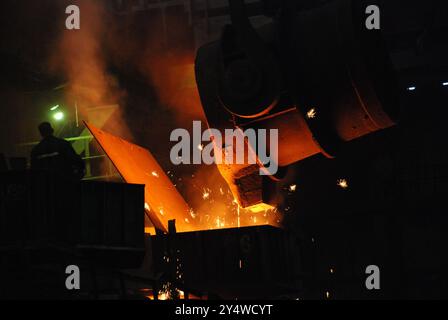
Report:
216,217,225,228
189,208,197,219
151,171,159,178
337,178,349,189
307,108,317,119
159,293,168,300
202,188,211,200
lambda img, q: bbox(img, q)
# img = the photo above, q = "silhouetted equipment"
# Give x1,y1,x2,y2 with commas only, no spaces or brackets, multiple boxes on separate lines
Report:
0,171,145,268
85,122,195,233
195,0,399,209
151,225,302,299
168,220,177,234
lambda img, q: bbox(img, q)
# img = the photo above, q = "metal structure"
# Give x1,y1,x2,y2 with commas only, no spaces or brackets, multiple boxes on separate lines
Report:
17,135,119,181
151,225,303,299
85,122,196,233
195,0,399,209
0,170,146,298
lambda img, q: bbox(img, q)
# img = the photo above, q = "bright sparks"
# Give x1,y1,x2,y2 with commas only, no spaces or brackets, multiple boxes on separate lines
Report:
151,171,159,178
158,293,168,300
216,217,225,228
337,178,349,189
189,208,197,219
306,108,317,119
202,188,211,200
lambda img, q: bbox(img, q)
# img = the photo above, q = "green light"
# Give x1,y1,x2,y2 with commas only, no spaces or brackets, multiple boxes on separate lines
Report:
50,105,60,111
53,111,64,121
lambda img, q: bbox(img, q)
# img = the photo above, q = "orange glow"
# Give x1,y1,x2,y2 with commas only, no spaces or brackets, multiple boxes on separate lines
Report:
86,122,282,234
144,227,156,235
247,203,275,213
202,188,211,200
188,170,282,230
145,289,203,300
85,122,196,233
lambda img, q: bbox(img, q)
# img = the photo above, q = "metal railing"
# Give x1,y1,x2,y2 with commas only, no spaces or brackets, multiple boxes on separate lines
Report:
16,135,120,181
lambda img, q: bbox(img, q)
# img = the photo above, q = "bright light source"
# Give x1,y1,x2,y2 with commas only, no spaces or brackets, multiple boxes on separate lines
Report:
50,105,60,111
407,86,416,91
443,82,448,86
53,111,64,121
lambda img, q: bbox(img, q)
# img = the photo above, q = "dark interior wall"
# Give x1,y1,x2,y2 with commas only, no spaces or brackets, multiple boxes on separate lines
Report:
284,79,448,299
0,0,65,156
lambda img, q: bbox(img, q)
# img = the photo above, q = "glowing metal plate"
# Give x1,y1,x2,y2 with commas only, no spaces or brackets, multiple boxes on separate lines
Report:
85,122,194,233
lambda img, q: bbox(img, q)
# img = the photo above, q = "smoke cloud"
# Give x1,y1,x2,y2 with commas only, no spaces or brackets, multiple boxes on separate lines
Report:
48,0,131,138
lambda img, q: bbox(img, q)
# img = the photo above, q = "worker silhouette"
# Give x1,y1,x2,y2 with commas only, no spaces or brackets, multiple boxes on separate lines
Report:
31,122,85,180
